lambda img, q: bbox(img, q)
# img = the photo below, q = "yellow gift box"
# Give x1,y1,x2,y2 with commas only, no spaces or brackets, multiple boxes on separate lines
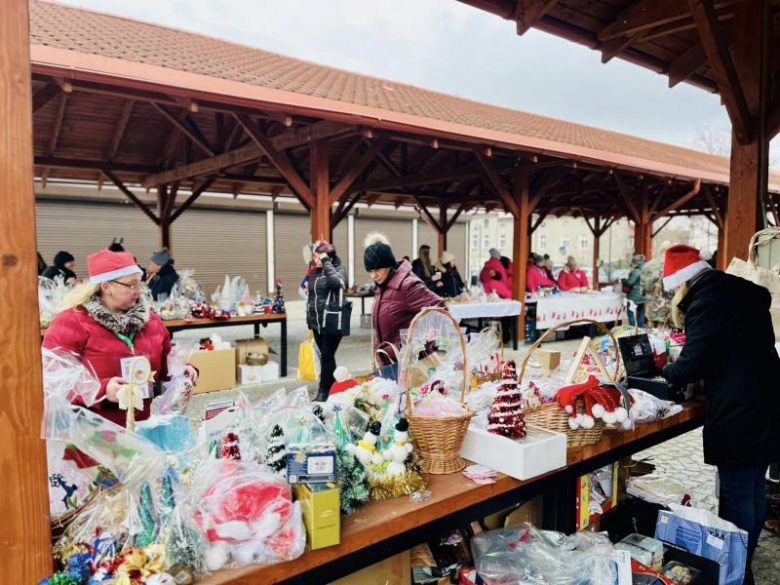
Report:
292,483,341,550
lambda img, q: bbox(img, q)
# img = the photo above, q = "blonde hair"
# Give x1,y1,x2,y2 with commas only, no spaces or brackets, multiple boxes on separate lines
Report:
60,282,101,311
670,282,689,329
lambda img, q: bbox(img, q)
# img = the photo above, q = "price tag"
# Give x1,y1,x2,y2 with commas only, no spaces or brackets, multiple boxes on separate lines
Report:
308,456,335,475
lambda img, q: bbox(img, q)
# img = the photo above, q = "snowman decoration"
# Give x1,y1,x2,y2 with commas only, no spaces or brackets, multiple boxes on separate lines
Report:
347,420,383,466
384,418,414,476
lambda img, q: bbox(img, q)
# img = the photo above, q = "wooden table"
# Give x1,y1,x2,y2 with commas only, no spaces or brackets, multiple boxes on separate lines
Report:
163,314,288,377
201,402,705,584
347,291,373,316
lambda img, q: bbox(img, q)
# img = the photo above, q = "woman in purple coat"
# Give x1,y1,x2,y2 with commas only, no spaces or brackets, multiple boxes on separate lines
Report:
364,233,445,357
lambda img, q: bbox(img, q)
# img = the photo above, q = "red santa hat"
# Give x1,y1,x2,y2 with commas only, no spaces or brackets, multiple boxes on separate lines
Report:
87,249,142,285
329,367,359,396
662,245,712,292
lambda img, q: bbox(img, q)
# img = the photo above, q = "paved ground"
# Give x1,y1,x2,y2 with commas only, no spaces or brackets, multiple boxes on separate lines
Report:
638,429,780,584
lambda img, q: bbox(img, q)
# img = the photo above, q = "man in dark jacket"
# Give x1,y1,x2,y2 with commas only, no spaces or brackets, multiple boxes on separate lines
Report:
42,251,77,284
147,249,179,301
661,245,780,584
306,241,348,402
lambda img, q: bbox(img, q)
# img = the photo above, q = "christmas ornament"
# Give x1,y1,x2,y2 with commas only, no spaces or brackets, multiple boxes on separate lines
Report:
336,448,370,515
135,482,159,547
347,420,382,466
272,280,286,314
265,424,287,475
383,418,414,476
486,360,527,438
220,432,241,460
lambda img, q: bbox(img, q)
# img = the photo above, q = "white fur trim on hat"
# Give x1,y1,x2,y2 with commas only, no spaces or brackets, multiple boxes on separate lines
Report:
333,366,350,382
662,260,710,291
89,264,142,284
364,232,390,248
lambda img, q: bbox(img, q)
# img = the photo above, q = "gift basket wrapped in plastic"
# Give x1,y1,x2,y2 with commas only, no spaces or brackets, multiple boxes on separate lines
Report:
399,307,473,474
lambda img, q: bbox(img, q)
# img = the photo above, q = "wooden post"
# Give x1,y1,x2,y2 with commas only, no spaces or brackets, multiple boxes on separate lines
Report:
438,203,448,257
0,0,53,580
640,185,653,260
512,169,530,342
592,216,601,290
721,1,770,263
309,140,331,243
156,186,171,251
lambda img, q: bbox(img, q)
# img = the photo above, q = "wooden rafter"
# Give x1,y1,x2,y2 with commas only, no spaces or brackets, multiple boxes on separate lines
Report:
475,152,519,217
445,203,469,232
601,30,647,64
152,103,215,156
648,186,668,217
529,167,566,212
702,185,725,229
332,192,362,227
614,174,641,222
170,176,218,223
47,93,68,155
516,0,559,35
162,181,180,222
34,156,159,174
103,170,160,225
530,209,550,233
32,83,61,113
236,114,314,208
329,137,388,205
689,0,753,144
652,215,675,237
143,119,352,188
652,179,701,221
107,100,134,161
414,195,443,233
333,138,363,178
668,43,708,88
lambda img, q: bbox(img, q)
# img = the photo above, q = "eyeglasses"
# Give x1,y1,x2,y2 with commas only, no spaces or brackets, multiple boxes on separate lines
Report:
111,280,143,291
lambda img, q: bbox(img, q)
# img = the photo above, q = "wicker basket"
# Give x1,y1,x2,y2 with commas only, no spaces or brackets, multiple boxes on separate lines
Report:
520,318,621,448
405,308,473,474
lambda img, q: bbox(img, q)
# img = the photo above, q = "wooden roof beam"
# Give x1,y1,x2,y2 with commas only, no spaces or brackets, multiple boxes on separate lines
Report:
529,167,566,212
456,0,515,19
475,152,519,217
107,100,134,161
169,176,218,223
329,137,389,205
414,195,444,233
689,0,753,144
652,179,702,220
32,83,61,113
152,103,215,156
103,170,160,225
614,174,642,222
601,31,647,64
702,184,725,228
34,156,160,174
668,43,708,88
516,1,560,36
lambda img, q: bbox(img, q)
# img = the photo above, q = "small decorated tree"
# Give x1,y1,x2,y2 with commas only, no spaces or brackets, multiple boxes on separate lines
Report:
272,279,286,314
487,360,527,439
265,424,287,475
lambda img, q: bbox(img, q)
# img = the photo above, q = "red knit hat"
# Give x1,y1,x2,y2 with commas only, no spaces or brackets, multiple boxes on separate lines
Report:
87,249,142,284
662,245,712,291
329,367,359,396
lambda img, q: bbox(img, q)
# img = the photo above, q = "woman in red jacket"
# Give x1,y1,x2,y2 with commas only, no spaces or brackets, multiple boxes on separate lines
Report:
557,256,590,291
363,233,445,356
526,254,557,293
43,249,198,427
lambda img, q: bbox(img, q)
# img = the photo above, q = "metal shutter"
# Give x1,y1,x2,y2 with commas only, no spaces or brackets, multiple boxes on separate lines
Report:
36,200,159,278
274,213,311,292
354,217,413,285
333,220,349,278
417,222,467,267
417,222,438,258
172,208,267,295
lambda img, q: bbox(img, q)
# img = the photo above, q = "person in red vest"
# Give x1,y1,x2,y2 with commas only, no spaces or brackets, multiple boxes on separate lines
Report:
557,256,590,291
479,249,512,299
43,249,198,427
526,254,556,293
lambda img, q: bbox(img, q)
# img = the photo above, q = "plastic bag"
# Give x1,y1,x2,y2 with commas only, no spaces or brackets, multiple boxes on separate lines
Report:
628,389,681,425
39,275,68,327
627,473,694,507
471,523,618,585
193,459,305,571
414,388,469,417
297,331,320,382
152,341,198,416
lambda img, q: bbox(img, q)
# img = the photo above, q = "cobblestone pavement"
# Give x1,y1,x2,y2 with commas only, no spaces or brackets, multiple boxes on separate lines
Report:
638,428,780,585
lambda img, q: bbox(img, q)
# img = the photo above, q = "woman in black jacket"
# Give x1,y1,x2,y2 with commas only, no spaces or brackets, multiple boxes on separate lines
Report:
147,249,179,301
438,251,466,298
42,251,77,284
306,241,348,402
661,245,780,585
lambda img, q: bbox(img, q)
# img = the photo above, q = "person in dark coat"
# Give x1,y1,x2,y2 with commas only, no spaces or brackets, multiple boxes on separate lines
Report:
411,244,444,293
37,252,48,276
661,245,780,584
364,233,445,360
42,251,77,285
306,241,348,402
438,250,466,298
147,249,179,301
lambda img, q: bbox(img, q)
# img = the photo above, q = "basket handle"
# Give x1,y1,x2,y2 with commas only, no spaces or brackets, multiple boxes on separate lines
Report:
480,323,505,360
374,341,401,370
403,307,469,415
748,228,780,265
517,318,622,384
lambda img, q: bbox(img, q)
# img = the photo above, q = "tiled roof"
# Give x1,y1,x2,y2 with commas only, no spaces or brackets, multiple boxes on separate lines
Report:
28,0,777,187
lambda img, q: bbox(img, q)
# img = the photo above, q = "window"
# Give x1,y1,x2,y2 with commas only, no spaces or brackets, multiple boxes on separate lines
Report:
580,236,589,251
483,235,490,249
471,233,479,249
499,234,507,249
483,219,490,227
539,234,547,251
561,237,570,251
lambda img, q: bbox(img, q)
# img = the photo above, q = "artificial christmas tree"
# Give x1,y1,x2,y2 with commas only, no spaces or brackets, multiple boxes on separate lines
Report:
486,360,527,439
272,279,286,314
265,424,287,475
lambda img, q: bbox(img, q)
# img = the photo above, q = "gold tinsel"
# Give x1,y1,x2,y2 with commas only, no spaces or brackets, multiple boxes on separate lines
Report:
367,456,429,500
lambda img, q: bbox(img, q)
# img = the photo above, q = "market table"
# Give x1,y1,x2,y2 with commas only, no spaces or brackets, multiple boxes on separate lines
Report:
201,401,704,584
162,314,288,377
347,291,373,316
528,292,623,330
447,300,523,351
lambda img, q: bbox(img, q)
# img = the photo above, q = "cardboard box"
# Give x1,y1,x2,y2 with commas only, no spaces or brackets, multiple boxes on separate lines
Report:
330,550,411,585
189,349,237,394
235,336,271,365
577,462,619,531
238,362,280,385
504,496,544,528
536,349,561,370
460,424,566,481
293,483,340,550
616,534,665,571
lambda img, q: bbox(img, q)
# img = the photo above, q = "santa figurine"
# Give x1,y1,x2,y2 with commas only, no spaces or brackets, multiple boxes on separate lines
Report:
347,421,383,466
384,418,414,476
329,367,360,396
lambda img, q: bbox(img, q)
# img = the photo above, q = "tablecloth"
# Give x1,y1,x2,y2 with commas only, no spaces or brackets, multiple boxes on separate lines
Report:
530,292,623,329
448,300,523,320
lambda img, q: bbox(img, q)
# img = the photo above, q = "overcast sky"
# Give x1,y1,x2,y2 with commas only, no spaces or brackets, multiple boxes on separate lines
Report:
60,0,776,158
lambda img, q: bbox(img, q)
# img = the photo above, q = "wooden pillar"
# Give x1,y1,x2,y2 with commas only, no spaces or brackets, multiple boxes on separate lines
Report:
309,140,331,243
156,186,171,251
592,216,601,290
438,203,448,257
512,170,530,330
722,0,770,263
0,0,53,580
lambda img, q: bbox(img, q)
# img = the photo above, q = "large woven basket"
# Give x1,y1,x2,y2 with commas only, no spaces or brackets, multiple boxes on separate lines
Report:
405,308,473,474
520,318,621,448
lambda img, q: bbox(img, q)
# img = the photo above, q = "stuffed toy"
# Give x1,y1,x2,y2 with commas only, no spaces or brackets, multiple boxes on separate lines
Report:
384,418,414,476
347,421,383,466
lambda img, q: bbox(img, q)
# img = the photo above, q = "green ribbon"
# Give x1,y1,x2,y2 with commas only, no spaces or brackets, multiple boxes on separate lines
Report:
114,330,137,353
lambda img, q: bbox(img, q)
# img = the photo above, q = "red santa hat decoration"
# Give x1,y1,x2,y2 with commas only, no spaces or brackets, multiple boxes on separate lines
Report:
87,249,142,284
662,245,712,292
329,367,359,396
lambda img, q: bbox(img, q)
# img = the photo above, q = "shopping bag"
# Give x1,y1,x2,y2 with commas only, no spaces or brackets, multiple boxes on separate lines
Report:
655,503,748,585
297,331,321,382
373,342,400,382
727,228,780,341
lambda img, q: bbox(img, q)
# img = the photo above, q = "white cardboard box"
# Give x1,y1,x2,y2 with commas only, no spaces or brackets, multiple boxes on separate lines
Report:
459,423,567,481
238,362,280,385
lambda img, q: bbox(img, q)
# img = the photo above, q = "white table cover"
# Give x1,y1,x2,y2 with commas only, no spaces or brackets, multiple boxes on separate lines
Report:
447,300,523,320
531,292,623,329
